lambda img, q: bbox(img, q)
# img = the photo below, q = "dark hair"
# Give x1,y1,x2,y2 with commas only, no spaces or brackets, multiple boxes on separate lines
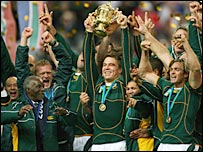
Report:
103,47,123,68
149,56,163,76
169,58,189,73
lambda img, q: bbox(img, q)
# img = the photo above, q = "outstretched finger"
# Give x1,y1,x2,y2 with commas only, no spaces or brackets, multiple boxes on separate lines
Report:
132,10,135,17
144,11,148,23
44,3,49,15
50,11,53,18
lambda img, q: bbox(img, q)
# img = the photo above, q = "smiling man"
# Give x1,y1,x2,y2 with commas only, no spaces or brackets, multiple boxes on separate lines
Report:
15,27,73,151
1,76,19,151
5,76,19,100
81,10,131,151
134,14,202,151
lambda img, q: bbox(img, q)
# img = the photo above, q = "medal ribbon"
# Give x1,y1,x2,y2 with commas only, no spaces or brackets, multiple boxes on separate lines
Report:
44,88,54,100
167,87,182,117
125,107,132,119
66,73,75,96
101,80,117,104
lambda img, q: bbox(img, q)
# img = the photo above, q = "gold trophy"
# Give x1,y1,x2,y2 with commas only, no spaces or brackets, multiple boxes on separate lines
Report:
93,2,117,37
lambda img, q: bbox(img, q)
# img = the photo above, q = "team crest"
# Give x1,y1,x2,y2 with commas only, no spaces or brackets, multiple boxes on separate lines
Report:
99,85,104,93
112,83,117,89
47,115,54,120
164,88,171,97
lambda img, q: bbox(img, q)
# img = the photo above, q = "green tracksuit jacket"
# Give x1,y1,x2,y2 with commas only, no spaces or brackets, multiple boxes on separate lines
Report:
15,42,73,151
83,27,131,145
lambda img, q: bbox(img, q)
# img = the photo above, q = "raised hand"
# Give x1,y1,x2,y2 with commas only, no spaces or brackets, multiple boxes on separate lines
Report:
140,39,151,51
189,1,200,16
84,13,96,33
188,2,202,32
22,27,33,39
144,12,155,34
42,43,59,67
116,11,128,29
105,9,120,36
41,31,56,46
128,11,140,36
39,3,56,35
20,27,33,46
128,11,155,36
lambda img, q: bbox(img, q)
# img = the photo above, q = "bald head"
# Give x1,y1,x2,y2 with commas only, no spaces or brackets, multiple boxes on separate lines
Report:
28,54,36,74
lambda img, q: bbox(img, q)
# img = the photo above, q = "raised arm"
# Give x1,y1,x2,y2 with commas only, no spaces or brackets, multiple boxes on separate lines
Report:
96,35,111,74
128,11,155,60
15,27,33,95
188,1,202,32
1,35,16,85
138,40,159,86
134,14,173,71
39,3,78,68
41,31,73,86
116,10,132,85
43,44,59,68
83,13,98,103
177,34,202,89
187,1,202,65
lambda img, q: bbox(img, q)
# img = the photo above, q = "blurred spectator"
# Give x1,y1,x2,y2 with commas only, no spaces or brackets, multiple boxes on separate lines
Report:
6,1,193,70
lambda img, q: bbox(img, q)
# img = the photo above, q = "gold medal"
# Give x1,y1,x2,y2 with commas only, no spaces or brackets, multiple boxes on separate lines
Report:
166,116,171,123
66,96,69,102
99,104,106,111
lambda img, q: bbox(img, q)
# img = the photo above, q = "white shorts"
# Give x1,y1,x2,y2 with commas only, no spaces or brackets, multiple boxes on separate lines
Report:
90,140,126,151
73,136,91,151
157,143,200,151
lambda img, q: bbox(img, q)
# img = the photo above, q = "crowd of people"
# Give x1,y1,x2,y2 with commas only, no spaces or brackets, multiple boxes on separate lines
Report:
1,1,202,151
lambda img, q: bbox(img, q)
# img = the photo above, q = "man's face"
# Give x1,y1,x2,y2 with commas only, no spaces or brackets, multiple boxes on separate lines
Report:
36,65,53,89
126,81,141,97
28,55,36,74
77,53,84,71
169,62,187,87
27,78,44,101
5,76,19,100
102,57,122,83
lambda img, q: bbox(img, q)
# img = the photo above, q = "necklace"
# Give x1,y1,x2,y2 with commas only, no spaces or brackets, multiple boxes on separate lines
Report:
166,86,182,123
99,80,117,112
